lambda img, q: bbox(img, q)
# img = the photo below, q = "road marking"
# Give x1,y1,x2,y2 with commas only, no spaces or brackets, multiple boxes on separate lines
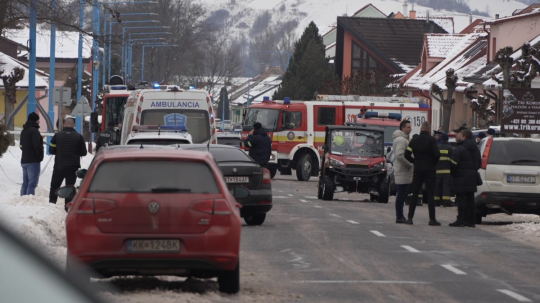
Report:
401,245,420,253
441,265,467,275
496,290,532,302
347,220,359,224
273,196,287,199
370,230,386,237
293,280,430,284
314,206,322,208
288,194,294,196
304,196,318,199
329,214,341,218
299,199,309,203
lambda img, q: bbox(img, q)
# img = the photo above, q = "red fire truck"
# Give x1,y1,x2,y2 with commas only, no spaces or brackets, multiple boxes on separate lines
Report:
241,95,430,181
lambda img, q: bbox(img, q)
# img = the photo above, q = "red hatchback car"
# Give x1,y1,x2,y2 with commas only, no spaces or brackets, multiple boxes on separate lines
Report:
57,146,247,294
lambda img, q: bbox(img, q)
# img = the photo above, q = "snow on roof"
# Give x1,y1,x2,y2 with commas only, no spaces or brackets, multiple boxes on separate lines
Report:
231,76,281,105
426,34,466,58
4,25,92,60
0,52,48,88
418,17,455,34
489,8,540,24
404,33,487,91
326,42,336,50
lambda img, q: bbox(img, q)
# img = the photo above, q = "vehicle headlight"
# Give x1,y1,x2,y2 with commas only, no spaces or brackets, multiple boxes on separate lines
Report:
373,162,385,171
329,158,344,168
269,153,276,160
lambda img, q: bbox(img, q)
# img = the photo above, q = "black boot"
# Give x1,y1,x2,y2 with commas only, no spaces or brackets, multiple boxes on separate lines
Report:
406,218,413,225
449,220,465,227
429,220,441,226
396,217,407,224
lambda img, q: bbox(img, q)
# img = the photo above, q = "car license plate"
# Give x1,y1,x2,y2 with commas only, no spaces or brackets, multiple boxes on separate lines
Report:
226,176,249,183
127,239,180,253
507,175,536,183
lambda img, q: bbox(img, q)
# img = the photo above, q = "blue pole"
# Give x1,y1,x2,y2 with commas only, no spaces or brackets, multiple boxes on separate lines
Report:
28,0,37,115
102,19,107,87
76,0,84,132
222,87,225,131
90,0,100,138
47,0,56,154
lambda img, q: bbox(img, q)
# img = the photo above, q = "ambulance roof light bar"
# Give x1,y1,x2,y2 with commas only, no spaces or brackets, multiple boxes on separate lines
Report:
284,97,291,104
132,125,188,133
359,112,402,121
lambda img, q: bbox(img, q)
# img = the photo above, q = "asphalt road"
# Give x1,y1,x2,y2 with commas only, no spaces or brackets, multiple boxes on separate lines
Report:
238,174,540,303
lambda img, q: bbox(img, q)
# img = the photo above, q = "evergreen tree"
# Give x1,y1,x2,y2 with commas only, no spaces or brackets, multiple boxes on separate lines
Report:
273,22,334,101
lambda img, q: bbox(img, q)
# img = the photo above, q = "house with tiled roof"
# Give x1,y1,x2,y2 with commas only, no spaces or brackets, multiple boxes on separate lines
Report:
401,33,488,130
334,17,447,78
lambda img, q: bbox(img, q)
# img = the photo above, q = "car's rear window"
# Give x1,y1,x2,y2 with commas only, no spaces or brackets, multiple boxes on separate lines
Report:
185,147,253,162
217,137,241,146
488,141,540,166
88,161,220,193
127,139,191,145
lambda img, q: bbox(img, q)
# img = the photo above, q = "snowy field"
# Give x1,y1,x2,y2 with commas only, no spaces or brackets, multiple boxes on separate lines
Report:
0,143,539,302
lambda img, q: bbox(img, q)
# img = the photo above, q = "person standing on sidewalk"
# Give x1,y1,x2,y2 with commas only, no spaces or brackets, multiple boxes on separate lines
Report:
49,118,87,211
96,121,119,152
404,121,441,226
434,133,454,207
19,112,44,196
392,120,413,224
449,130,481,227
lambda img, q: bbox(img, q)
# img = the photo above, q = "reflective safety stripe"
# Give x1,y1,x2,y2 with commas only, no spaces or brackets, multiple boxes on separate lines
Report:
406,147,412,151
19,145,22,148
437,169,451,174
434,197,441,200
50,143,57,147
450,159,457,165
247,142,252,147
442,196,452,200
439,157,451,161
440,150,448,154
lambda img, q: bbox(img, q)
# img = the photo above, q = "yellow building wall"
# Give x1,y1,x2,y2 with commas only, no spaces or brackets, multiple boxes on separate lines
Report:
0,90,29,128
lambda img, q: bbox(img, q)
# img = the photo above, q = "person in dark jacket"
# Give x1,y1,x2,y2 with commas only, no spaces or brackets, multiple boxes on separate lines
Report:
19,112,44,196
434,133,453,207
449,130,482,227
49,118,88,211
96,121,119,151
244,122,272,167
476,132,486,145
404,121,441,226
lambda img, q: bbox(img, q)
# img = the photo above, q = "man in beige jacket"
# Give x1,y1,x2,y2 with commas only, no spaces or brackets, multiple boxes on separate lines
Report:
392,120,413,223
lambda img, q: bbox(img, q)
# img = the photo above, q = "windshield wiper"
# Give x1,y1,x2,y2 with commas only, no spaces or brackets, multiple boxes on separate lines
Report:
510,159,539,164
151,187,192,193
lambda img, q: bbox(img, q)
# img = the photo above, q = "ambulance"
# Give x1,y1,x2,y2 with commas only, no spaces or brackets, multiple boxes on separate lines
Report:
121,87,216,145
241,95,429,181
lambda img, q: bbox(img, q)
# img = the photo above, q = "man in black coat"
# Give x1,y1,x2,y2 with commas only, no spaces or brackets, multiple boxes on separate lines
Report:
49,117,88,211
404,121,441,226
449,130,482,227
96,121,119,151
244,122,272,167
19,112,44,196
435,133,454,207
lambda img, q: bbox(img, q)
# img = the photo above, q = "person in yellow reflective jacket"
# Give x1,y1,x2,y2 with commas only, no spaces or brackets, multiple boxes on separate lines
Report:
435,133,454,207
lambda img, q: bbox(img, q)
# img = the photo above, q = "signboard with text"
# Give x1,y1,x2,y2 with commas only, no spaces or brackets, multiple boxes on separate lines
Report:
501,88,540,133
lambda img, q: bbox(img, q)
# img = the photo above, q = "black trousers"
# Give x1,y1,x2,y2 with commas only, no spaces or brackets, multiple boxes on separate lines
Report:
408,170,437,220
49,167,78,204
456,192,476,223
435,174,452,205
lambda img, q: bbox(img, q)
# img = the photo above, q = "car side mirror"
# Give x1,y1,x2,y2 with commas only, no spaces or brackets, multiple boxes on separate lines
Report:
233,186,250,199
76,169,87,179
55,186,76,200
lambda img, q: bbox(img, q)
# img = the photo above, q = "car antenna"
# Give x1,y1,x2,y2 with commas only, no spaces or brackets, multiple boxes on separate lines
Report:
207,136,211,151
158,124,161,136
140,144,144,149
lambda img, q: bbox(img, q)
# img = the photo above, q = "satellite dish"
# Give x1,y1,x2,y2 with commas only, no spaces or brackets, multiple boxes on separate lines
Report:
109,75,124,85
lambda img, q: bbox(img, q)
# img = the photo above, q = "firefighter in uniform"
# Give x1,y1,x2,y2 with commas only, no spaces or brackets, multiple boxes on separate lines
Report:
96,121,119,152
435,133,454,207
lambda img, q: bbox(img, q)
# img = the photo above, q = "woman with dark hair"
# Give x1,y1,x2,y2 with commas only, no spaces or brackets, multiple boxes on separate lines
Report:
449,130,482,227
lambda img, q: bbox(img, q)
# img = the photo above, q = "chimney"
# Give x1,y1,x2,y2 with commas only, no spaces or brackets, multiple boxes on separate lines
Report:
409,9,416,19
469,13,472,24
403,0,408,17
426,10,430,23
495,14,499,19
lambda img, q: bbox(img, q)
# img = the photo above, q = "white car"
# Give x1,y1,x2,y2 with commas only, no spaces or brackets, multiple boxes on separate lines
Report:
216,133,242,147
475,137,540,224
125,125,193,146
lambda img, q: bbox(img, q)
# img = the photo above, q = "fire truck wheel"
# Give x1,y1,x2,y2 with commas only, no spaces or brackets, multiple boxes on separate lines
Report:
268,167,277,179
322,175,335,201
377,178,390,203
296,154,312,181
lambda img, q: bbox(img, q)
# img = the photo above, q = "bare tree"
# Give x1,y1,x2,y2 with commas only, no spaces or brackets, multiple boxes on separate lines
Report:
470,94,495,128
431,68,458,133
1,66,25,145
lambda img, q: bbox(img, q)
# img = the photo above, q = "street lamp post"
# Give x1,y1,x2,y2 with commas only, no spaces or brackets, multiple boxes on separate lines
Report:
141,44,177,82
127,38,166,81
